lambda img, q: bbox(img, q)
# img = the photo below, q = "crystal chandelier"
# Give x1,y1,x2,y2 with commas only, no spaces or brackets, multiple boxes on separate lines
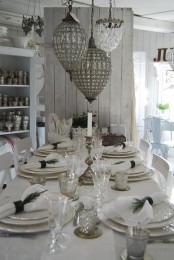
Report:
95,0,124,54
52,0,87,78
22,0,44,37
72,0,112,103
166,48,174,70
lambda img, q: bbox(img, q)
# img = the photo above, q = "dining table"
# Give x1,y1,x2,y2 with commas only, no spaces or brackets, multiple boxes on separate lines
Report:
0,143,174,260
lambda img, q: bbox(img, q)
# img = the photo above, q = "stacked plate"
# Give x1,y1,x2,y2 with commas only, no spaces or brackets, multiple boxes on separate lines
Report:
102,201,174,237
0,208,74,234
102,145,139,158
110,164,154,182
19,163,67,179
34,140,75,157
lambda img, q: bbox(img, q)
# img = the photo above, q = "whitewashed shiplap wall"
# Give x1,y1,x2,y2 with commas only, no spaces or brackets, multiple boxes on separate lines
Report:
44,7,135,142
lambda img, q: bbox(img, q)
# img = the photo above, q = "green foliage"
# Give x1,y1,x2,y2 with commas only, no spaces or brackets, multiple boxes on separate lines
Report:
23,190,46,205
156,103,169,110
72,112,96,128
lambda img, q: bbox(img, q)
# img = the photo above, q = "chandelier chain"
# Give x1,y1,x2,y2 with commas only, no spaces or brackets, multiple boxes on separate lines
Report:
109,0,112,19
68,0,73,12
91,0,94,37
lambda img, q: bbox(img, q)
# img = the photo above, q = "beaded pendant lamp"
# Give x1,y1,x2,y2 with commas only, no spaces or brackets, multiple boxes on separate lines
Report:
52,0,87,78
72,0,112,103
96,0,124,54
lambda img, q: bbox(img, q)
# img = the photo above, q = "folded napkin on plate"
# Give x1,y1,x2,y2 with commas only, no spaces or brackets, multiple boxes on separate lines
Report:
111,159,144,173
0,184,47,220
99,192,168,226
103,142,133,153
25,153,66,170
42,138,73,150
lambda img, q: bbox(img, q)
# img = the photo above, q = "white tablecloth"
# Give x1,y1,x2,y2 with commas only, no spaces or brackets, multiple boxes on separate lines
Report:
0,154,174,260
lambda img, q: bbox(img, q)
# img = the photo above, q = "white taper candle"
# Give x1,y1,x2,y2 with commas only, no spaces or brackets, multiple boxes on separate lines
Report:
87,112,92,137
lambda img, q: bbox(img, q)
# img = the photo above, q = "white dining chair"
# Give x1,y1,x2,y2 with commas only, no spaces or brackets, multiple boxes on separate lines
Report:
151,153,173,200
0,152,13,193
13,137,33,172
139,139,151,166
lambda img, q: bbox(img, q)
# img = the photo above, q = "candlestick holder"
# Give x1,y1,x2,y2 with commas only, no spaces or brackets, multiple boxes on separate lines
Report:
78,136,94,185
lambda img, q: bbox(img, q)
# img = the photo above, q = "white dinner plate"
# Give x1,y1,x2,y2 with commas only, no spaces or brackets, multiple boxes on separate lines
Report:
103,146,136,155
110,202,174,228
127,164,147,174
0,207,75,233
110,170,153,182
102,152,138,158
20,164,67,175
19,171,62,179
1,217,48,226
9,210,48,220
102,218,174,238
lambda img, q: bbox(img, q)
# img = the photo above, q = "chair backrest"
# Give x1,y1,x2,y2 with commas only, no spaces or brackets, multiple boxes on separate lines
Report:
13,137,32,171
151,153,172,199
139,139,151,163
0,152,13,193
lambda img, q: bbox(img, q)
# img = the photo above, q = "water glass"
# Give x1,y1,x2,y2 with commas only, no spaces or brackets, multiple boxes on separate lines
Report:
92,143,104,161
92,161,111,213
58,173,79,200
44,192,69,254
126,226,149,260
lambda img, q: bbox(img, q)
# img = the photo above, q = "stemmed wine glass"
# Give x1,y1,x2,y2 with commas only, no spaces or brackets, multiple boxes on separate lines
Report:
44,192,69,254
92,161,111,215
92,136,103,161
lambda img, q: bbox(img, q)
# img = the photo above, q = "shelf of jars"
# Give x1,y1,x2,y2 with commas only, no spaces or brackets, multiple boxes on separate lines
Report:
0,85,29,88
0,106,30,110
0,130,29,135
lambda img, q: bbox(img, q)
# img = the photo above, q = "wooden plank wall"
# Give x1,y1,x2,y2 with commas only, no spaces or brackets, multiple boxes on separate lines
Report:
44,7,134,141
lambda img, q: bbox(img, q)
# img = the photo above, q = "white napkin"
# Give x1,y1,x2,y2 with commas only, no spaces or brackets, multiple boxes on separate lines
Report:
99,192,168,226
24,153,67,170
0,184,47,220
111,159,144,173
42,137,73,149
48,113,72,135
103,143,134,154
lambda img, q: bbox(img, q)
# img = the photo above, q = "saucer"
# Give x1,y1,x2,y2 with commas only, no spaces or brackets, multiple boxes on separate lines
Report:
121,249,153,260
74,227,102,239
111,185,130,191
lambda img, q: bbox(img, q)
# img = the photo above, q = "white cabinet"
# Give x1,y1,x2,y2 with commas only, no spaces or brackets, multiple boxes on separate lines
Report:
0,46,37,148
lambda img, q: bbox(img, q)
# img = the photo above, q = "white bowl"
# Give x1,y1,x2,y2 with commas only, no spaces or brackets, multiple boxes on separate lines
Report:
11,36,31,49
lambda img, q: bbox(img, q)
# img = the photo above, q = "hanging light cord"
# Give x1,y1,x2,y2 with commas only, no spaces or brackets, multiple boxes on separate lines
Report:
91,0,94,38
109,0,112,19
68,0,73,12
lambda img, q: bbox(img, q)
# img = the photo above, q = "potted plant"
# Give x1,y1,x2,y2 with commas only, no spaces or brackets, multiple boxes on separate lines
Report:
72,112,97,137
156,103,169,110
72,112,96,128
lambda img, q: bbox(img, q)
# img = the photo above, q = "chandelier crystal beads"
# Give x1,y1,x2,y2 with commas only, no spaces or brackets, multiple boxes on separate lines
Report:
52,1,87,76
96,0,124,53
72,0,112,103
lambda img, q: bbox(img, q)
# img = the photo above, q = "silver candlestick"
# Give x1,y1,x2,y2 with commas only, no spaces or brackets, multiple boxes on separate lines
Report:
78,136,94,185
